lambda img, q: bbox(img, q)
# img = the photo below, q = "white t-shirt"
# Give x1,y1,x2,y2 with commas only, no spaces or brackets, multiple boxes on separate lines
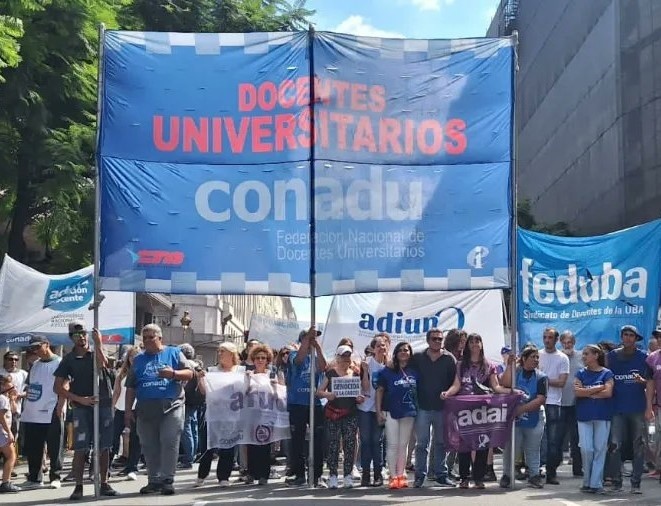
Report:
0,394,11,437
0,367,28,414
21,356,62,424
539,349,570,406
358,357,386,413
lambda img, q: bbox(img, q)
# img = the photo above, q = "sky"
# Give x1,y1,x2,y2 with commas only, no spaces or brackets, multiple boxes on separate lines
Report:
291,0,502,324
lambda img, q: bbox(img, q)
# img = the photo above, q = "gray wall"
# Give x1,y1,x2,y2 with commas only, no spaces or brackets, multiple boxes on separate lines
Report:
489,0,661,234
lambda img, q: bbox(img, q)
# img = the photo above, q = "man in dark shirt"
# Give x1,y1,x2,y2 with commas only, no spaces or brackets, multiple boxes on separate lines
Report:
410,328,457,488
54,320,117,500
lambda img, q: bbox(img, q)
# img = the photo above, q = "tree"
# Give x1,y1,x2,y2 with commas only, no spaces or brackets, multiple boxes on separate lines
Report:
517,199,572,236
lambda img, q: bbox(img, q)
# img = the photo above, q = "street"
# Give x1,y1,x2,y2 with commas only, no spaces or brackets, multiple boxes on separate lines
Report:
7,456,661,506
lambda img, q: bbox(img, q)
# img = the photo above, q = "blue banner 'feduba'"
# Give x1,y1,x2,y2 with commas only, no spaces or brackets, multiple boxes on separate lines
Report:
517,221,661,350
99,31,514,296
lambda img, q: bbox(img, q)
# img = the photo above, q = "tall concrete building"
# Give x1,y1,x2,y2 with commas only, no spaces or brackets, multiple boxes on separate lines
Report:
488,0,661,234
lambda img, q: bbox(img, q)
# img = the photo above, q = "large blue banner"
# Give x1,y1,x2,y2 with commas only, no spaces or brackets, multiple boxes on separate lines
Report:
99,31,513,296
518,221,661,350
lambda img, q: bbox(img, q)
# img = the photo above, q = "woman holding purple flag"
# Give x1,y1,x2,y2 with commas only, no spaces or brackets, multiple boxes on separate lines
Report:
445,333,511,489
574,344,614,494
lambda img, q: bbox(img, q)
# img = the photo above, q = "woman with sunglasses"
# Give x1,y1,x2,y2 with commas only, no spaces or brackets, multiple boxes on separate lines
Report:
317,344,365,489
375,341,419,489
445,333,511,489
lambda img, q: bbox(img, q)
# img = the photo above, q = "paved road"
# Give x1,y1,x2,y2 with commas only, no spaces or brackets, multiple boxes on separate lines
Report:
6,457,661,506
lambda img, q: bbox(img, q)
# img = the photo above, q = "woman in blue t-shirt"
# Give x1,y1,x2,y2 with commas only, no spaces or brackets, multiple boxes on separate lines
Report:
499,345,548,489
574,344,614,494
375,341,419,490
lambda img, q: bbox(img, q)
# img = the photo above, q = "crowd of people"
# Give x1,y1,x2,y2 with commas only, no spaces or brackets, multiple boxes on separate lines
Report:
1,320,661,499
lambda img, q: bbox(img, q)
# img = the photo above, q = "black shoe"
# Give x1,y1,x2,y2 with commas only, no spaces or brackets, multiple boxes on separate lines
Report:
361,471,371,487
161,479,175,495
284,467,295,477
286,476,306,486
546,477,560,485
515,469,529,480
140,482,162,494
484,466,497,482
528,475,544,489
69,484,84,500
435,476,456,487
100,483,118,496
499,475,511,489
413,477,424,488
573,471,584,477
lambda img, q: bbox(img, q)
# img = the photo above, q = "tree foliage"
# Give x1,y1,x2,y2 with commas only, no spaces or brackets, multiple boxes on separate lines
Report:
0,0,314,273
517,199,573,236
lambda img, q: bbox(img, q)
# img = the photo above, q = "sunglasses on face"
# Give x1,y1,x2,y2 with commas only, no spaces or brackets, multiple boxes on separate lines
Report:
430,337,443,342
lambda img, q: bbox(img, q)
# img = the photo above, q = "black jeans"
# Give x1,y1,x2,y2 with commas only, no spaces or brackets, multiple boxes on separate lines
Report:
111,409,125,458
23,409,64,482
197,447,235,481
247,444,271,480
560,405,582,475
289,404,324,481
545,405,563,479
458,449,488,481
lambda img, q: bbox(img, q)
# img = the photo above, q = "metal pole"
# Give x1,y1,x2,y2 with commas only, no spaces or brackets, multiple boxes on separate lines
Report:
91,22,107,500
307,24,318,490
508,29,520,487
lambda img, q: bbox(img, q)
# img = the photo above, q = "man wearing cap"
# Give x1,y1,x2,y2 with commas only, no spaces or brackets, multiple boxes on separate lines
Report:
605,324,651,494
286,327,327,487
54,320,117,500
18,335,64,490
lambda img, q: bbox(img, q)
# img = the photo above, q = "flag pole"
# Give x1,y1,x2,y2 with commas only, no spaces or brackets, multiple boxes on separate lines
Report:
307,23,318,490
508,28,520,487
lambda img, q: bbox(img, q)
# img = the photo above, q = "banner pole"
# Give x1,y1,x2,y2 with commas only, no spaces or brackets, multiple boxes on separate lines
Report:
91,22,107,500
508,29,520,488
306,24,318,490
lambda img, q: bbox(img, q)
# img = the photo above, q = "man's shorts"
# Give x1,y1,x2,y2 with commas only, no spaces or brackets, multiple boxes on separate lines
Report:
71,405,113,451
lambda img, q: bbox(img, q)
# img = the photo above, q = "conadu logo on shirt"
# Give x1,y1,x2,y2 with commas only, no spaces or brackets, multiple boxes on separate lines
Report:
520,258,647,305
43,273,93,311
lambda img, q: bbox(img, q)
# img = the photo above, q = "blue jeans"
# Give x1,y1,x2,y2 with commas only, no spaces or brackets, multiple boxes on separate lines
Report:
358,410,383,476
607,412,646,487
577,420,610,489
414,409,448,480
503,411,545,479
544,405,563,478
180,406,199,465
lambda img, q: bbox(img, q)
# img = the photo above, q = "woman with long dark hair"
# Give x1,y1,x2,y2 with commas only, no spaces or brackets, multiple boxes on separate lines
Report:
446,333,510,489
574,344,614,494
375,341,419,489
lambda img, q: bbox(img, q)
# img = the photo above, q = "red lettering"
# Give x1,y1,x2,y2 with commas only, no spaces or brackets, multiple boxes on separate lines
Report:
350,83,368,111
404,120,415,154
297,108,311,148
315,77,332,105
212,118,222,152
275,114,297,151
296,77,310,106
278,80,296,109
369,85,386,113
417,120,443,155
257,81,277,111
318,109,329,148
379,118,402,154
137,250,185,266
183,117,208,153
332,80,351,108
238,84,257,112
251,116,272,152
445,118,467,154
153,116,179,151
329,112,354,150
224,117,251,153
353,116,377,152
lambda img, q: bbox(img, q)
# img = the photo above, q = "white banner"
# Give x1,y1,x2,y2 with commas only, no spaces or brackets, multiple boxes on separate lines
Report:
331,376,361,398
248,314,325,351
323,290,505,363
0,255,135,347
205,371,289,448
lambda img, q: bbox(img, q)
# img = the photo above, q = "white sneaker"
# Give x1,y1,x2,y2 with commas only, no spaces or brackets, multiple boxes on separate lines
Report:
127,472,137,481
194,478,205,487
352,467,361,480
50,479,61,489
329,475,338,489
344,475,353,488
218,480,230,488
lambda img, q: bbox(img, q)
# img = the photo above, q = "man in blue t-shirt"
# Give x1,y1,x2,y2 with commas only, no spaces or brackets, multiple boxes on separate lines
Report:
285,327,327,487
605,325,652,494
